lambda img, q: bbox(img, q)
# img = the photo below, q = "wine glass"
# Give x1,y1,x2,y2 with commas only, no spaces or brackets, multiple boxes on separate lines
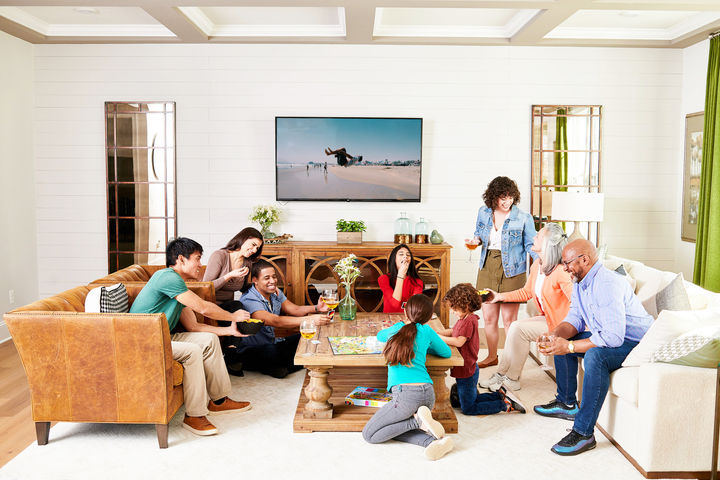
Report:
320,289,339,323
538,334,555,371
464,235,481,263
300,319,318,355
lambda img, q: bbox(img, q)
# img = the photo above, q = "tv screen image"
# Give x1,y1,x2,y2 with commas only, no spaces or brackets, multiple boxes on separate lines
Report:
276,117,422,202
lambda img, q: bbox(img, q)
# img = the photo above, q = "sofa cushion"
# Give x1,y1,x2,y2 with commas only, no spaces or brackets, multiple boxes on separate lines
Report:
84,283,129,313
622,308,720,367
613,264,637,292
653,273,691,315
651,325,720,368
609,366,639,406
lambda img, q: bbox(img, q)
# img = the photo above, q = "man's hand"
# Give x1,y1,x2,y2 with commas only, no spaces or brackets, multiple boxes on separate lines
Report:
232,309,251,322
543,336,571,355
315,298,329,313
308,313,332,326
227,321,250,338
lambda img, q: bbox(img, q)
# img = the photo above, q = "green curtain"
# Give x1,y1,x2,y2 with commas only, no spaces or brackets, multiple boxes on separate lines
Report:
554,108,568,192
694,36,720,291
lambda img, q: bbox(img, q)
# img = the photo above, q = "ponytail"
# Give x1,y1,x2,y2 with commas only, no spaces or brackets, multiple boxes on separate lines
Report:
383,294,433,367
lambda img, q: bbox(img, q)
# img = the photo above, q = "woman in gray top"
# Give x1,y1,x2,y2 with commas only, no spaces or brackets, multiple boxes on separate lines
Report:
203,227,264,312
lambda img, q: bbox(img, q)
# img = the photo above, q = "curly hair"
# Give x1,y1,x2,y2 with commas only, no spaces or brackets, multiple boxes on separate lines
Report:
482,176,521,210
442,283,483,314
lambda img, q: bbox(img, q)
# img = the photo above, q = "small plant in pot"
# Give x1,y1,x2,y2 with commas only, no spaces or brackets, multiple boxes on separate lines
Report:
336,219,366,244
250,204,281,239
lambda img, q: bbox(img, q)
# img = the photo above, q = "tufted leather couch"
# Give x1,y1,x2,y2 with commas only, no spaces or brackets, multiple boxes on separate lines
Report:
3,282,213,449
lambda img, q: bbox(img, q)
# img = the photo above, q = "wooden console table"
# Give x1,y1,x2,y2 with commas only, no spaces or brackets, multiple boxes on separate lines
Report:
262,241,452,327
292,313,463,433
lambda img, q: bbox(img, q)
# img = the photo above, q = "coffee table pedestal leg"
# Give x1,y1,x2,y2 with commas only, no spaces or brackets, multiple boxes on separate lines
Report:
303,366,333,419
427,366,457,432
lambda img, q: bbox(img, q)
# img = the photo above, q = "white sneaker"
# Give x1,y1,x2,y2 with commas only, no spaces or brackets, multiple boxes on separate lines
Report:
479,372,503,389
501,376,522,391
425,436,454,461
415,406,445,439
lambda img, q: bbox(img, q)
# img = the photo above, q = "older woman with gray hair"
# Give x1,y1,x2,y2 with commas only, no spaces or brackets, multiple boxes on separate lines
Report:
478,223,573,392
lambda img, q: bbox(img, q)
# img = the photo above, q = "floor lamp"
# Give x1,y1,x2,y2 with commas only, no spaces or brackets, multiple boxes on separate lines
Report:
550,192,605,243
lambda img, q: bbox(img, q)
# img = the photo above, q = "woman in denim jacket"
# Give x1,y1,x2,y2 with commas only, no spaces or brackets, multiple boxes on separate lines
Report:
474,176,537,368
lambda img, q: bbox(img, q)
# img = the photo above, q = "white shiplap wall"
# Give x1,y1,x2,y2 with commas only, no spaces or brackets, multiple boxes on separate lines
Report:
32,44,682,298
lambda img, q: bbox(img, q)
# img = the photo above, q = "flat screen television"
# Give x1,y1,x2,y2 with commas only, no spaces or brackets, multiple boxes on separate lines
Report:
275,117,422,202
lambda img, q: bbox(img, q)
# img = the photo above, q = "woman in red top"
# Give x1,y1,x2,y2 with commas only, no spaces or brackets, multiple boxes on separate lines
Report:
378,244,424,313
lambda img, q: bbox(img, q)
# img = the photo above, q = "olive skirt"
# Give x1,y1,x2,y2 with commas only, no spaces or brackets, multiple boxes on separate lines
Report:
476,249,526,293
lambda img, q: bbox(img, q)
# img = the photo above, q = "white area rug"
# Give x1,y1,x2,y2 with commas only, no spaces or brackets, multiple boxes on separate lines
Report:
1,356,654,480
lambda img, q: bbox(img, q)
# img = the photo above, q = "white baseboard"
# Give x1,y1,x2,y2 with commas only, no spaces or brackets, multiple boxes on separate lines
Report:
0,321,10,344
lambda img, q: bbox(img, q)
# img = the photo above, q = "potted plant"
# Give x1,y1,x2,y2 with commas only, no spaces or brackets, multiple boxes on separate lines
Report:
250,204,281,239
336,219,366,244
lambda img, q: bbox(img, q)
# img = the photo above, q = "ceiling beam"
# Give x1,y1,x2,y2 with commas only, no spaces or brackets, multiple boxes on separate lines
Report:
142,6,207,42
0,16,45,42
510,0,581,44
344,4,375,44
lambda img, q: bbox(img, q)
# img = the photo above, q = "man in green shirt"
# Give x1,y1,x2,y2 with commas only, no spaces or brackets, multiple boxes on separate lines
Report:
130,237,253,436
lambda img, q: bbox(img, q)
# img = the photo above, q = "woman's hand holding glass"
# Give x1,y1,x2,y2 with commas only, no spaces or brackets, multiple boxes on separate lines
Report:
464,235,481,263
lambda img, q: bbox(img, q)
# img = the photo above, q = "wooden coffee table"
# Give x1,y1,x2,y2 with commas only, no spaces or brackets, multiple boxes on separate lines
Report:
293,312,464,433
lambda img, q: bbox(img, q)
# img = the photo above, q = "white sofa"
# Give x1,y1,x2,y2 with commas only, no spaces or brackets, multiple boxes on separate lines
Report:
594,255,720,477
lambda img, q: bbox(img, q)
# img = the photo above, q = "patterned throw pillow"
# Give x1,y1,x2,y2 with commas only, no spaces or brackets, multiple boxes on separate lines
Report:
84,283,129,313
651,325,720,368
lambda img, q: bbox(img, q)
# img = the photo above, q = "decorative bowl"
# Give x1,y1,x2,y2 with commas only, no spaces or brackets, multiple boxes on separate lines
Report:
238,320,264,335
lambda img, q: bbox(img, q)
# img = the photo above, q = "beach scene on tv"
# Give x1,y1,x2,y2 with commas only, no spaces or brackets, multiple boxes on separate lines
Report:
276,117,422,201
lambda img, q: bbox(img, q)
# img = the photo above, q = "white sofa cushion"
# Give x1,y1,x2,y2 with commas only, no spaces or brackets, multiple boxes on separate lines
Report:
609,366,639,406
622,308,720,367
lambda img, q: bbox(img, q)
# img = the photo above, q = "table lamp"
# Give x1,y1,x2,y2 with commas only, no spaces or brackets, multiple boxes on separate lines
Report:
550,191,605,242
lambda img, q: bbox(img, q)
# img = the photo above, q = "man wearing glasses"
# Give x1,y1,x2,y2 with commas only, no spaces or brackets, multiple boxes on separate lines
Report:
533,239,652,456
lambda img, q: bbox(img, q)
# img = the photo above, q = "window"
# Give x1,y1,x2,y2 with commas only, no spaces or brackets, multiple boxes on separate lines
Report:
105,102,176,272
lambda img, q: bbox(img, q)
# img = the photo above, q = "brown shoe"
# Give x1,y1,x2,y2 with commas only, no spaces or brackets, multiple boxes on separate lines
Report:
182,415,218,436
207,397,252,415
477,357,499,368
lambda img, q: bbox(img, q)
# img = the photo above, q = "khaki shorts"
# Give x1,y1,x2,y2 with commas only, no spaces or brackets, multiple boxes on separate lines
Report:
476,250,526,293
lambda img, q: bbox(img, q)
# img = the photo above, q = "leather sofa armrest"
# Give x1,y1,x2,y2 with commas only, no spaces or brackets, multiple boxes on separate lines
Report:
4,311,176,423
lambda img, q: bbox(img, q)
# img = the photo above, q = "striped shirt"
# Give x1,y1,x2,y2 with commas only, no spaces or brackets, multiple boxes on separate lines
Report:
563,261,652,348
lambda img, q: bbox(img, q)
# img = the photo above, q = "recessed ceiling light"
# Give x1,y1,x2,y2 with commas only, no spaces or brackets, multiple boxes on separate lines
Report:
618,11,640,18
73,7,100,15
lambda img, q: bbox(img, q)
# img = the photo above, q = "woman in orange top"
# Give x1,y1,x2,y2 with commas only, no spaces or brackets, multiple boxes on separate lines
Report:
378,244,424,313
478,222,572,391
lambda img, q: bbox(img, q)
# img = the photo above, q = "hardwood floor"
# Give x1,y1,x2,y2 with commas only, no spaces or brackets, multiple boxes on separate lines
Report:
0,340,36,468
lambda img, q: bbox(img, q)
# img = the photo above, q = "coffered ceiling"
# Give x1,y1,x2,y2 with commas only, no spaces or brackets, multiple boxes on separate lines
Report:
0,0,718,47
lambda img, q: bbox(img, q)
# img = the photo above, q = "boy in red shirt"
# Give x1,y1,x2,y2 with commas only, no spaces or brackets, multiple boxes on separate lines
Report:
434,283,525,415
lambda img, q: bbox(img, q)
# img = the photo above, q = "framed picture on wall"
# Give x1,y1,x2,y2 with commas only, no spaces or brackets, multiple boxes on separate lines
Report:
681,111,704,242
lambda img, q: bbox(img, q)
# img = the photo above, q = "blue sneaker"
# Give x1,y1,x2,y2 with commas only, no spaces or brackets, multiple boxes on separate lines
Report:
551,429,596,456
533,399,578,420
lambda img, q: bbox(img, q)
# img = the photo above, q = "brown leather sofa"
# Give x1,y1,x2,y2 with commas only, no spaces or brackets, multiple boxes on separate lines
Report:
3,282,214,449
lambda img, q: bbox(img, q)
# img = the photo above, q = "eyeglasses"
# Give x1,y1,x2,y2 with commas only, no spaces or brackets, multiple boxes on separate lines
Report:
561,254,586,268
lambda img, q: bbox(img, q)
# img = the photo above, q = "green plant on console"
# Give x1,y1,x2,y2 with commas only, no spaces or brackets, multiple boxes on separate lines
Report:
336,219,367,232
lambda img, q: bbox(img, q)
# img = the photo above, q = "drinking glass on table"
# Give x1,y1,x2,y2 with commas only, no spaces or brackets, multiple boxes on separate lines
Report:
464,235,481,263
320,289,339,323
300,319,318,355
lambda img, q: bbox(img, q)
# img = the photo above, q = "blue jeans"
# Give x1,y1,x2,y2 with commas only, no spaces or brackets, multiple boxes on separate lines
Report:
456,366,506,416
554,332,638,436
362,383,436,448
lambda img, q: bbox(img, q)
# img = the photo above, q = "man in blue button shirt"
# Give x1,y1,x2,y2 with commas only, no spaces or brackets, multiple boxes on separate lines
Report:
232,259,332,378
533,239,652,456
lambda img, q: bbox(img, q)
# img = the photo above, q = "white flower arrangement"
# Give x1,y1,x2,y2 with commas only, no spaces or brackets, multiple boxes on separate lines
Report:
334,253,361,287
249,204,281,233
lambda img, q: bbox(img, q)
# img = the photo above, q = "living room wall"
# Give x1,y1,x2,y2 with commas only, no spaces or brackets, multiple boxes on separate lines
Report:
31,44,683,298
0,31,37,342
677,39,710,281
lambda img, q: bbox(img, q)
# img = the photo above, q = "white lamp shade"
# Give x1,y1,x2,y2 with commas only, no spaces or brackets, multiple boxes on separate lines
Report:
550,192,605,222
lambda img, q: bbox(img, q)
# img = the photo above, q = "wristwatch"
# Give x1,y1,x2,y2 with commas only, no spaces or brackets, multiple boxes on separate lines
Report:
568,341,575,353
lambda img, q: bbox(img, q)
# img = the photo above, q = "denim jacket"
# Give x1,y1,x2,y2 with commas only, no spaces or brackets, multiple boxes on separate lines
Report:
474,205,538,278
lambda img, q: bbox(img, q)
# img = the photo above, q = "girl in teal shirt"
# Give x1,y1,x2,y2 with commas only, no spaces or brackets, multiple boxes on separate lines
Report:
362,294,454,461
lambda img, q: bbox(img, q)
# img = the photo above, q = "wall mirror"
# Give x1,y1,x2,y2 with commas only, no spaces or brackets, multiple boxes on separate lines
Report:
105,102,176,272
531,105,602,245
